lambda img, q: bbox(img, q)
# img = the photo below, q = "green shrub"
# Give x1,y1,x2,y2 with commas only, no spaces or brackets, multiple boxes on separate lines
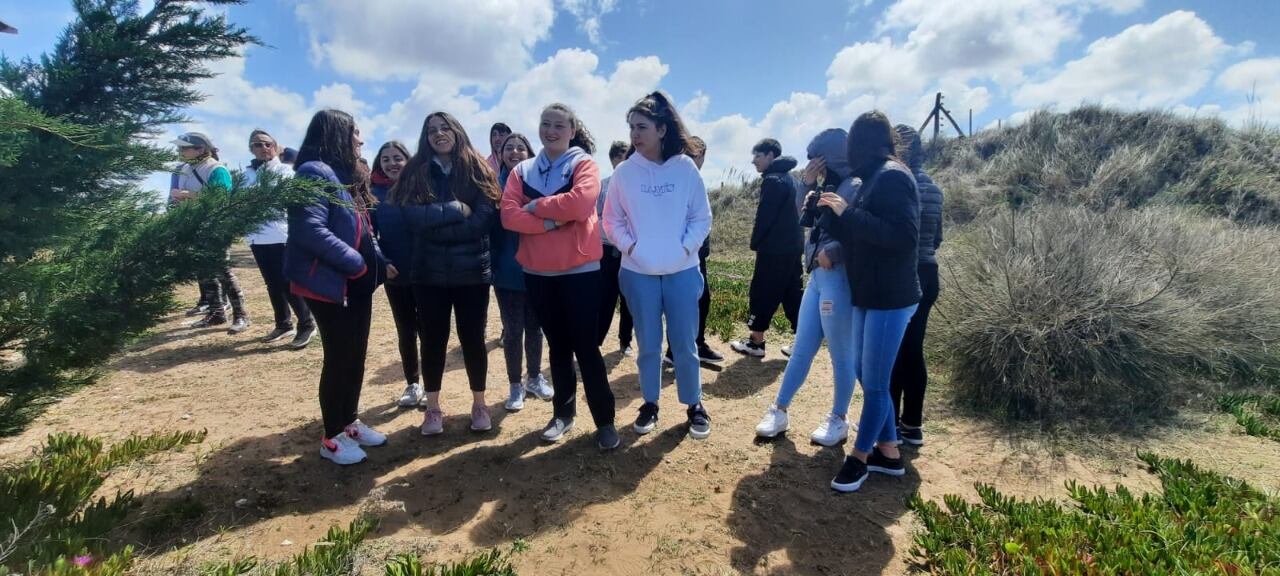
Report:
704,258,792,342
199,522,519,576
936,205,1280,421
1218,393,1280,441
0,430,206,574
909,452,1280,575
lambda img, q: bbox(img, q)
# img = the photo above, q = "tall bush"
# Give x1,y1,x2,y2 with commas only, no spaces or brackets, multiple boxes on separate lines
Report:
936,205,1280,421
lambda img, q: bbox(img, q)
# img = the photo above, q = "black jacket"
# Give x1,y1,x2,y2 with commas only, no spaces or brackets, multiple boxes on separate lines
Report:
822,160,921,310
750,156,804,255
915,171,944,266
404,162,495,287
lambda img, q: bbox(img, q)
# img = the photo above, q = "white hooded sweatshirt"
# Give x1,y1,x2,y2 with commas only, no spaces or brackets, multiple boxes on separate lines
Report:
602,153,711,276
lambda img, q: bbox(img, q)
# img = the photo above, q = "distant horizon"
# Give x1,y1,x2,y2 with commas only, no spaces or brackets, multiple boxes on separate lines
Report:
2,0,1277,192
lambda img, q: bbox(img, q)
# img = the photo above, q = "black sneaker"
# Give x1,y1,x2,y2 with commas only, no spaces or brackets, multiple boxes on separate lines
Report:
831,456,869,493
730,338,766,357
191,313,227,329
227,317,252,335
898,426,924,447
687,403,711,439
596,425,620,451
290,326,316,349
697,344,724,364
263,326,296,343
185,303,210,317
867,447,906,476
633,402,659,435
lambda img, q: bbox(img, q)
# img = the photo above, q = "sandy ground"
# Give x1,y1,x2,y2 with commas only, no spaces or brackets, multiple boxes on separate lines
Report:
3,246,1278,575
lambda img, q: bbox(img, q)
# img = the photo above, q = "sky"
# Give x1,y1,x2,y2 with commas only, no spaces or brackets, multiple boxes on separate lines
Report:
3,0,1280,191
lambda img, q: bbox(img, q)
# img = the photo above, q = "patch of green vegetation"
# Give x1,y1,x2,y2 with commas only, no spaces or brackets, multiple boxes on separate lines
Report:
909,452,1280,575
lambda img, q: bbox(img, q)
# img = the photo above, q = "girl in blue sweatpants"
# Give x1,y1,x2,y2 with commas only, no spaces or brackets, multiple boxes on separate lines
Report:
602,91,714,439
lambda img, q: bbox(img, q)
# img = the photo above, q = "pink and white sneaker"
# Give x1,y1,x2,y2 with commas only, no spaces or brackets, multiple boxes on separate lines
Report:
344,420,387,447
421,408,444,436
320,433,367,466
470,404,492,432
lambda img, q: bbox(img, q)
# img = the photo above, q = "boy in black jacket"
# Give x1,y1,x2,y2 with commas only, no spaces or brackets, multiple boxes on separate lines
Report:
731,138,804,357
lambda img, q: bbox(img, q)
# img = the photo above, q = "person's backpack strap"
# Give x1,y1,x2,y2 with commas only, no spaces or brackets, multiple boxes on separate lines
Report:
190,166,207,187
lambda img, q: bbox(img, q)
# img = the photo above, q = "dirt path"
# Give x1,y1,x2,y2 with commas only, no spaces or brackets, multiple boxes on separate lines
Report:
3,246,1278,575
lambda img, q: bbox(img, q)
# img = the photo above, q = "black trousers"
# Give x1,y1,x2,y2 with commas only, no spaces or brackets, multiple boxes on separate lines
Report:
598,247,635,347
307,293,372,438
526,271,615,427
414,284,489,393
198,250,248,320
696,251,711,347
892,262,940,428
746,252,802,334
383,283,421,386
250,243,313,330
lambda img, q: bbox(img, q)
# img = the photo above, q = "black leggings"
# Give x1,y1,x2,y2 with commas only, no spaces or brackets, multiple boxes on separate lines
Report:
250,243,313,330
746,252,802,334
414,284,489,393
307,293,372,438
383,283,421,386
891,263,939,428
527,271,615,427
696,251,711,347
598,247,634,347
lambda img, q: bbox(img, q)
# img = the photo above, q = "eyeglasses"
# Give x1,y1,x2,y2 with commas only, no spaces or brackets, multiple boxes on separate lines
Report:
250,142,274,149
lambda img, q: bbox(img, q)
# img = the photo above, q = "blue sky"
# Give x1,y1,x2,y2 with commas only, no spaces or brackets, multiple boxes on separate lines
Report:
3,0,1279,188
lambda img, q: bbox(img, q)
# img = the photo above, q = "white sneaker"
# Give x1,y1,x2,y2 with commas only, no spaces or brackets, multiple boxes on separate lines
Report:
397,383,424,407
622,345,635,357
505,382,526,412
320,433,367,465
781,345,793,358
345,420,387,447
810,413,850,447
755,405,790,438
524,374,553,401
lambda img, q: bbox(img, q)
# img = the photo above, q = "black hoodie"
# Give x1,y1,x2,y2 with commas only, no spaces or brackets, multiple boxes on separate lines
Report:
750,156,804,255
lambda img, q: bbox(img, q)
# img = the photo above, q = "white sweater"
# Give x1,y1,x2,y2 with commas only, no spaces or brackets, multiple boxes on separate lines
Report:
243,158,293,245
602,153,711,275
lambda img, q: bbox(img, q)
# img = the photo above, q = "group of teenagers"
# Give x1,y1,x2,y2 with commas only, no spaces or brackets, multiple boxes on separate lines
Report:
170,89,943,494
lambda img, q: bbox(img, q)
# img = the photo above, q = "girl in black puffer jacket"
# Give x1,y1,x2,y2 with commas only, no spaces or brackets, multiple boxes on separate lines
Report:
890,125,943,448
390,111,501,436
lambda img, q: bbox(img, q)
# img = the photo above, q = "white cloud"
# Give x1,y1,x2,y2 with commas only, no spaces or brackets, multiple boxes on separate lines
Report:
1216,57,1280,125
295,0,555,83
1015,11,1228,109
560,0,619,46
371,49,667,163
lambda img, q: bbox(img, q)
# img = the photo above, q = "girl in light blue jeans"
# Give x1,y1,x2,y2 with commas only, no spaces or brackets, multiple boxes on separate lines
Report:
756,128,860,446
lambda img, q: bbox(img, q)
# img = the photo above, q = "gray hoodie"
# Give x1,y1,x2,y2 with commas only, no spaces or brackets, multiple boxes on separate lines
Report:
802,128,859,272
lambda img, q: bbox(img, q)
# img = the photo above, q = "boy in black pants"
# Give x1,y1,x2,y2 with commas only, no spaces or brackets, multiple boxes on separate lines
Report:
664,136,723,365
731,138,803,358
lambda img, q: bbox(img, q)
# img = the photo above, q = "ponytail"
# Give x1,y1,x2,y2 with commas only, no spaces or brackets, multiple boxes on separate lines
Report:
543,103,596,154
627,90,690,162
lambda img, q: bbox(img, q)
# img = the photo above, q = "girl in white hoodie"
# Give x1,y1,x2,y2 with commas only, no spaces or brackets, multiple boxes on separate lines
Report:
602,91,713,440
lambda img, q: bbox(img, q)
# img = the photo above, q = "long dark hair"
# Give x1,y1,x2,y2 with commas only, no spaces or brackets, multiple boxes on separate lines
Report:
542,103,595,154
627,90,691,162
295,109,374,209
390,111,500,206
847,111,901,179
371,140,411,181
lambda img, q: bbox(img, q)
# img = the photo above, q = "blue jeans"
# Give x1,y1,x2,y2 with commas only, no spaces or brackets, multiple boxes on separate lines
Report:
619,265,703,406
851,303,918,454
774,266,855,417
